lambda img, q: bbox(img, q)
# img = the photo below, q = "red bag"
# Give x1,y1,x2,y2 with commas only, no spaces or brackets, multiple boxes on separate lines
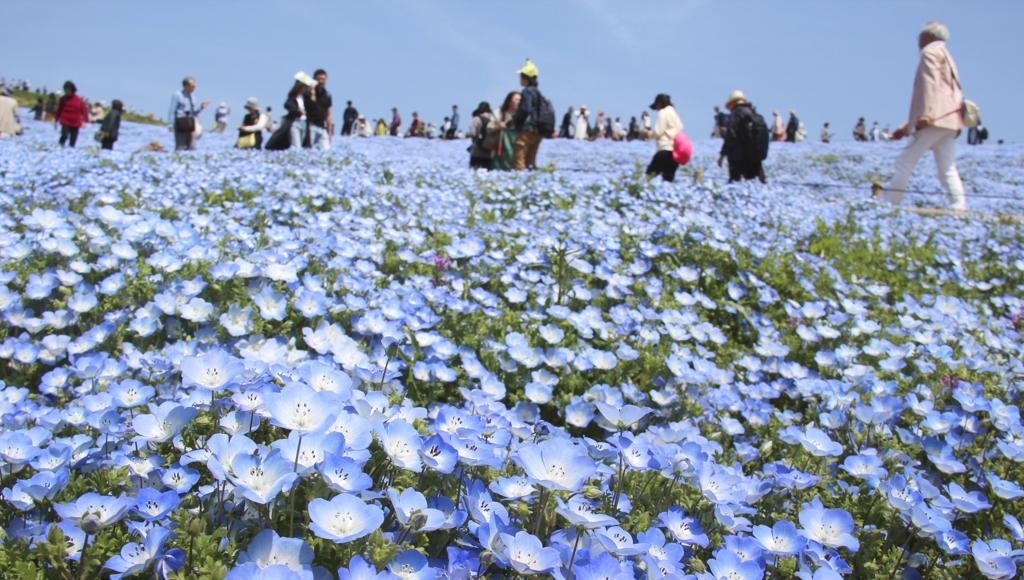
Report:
672,131,693,165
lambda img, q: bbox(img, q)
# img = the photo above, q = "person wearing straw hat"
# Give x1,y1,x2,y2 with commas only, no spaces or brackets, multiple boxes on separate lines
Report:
883,21,966,212
718,89,767,183
237,97,268,149
511,59,543,170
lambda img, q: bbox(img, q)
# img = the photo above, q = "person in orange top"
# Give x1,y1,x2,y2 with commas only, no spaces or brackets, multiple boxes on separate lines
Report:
54,80,89,147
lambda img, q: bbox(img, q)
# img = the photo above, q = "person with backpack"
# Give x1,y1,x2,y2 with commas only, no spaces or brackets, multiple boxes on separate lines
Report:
511,59,552,171
718,90,768,183
467,101,496,169
883,21,966,212
645,93,683,182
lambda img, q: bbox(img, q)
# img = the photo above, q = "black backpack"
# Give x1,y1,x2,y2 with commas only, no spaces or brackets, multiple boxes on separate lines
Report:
733,106,770,161
535,92,556,137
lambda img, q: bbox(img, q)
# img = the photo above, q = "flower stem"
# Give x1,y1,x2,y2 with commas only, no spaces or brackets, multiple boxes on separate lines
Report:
566,526,583,579
290,434,304,537
76,533,90,580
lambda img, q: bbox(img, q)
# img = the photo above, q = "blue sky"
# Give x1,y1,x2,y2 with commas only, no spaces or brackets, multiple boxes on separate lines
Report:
3,0,1019,141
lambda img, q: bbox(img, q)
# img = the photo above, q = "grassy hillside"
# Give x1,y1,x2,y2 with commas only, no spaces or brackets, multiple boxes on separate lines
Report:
11,87,165,126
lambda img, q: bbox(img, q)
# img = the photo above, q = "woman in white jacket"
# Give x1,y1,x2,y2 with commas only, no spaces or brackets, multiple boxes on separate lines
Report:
646,93,683,182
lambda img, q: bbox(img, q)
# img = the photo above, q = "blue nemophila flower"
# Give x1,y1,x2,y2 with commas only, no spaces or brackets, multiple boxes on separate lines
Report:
294,359,353,398
795,425,844,457
840,450,887,486
659,507,709,547
132,401,198,444
272,430,345,474
339,555,401,580
909,503,952,535
0,430,41,467
593,525,649,556
308,493,385,543
161,464,200,494
236,528,314,578
180,349,245,392
319,455,373,493
594,402,651,431
419,434,458,474
103,526,181,580
388,487,447,533
134,487,181,521
573,550,634,579
946,481,992,513
752,520,805,556
262,381,338,434
219,303,255,337
21,468,70,503
555,495,619,529
707,547,764,580
378,419,424,473
972,539,1019,580
514,437,596,492
55,492,134,533
497,530,561,576
935,528,971,555
227,448,298,504
108,379,155,409
798,498,860,552
1004,514,1024,543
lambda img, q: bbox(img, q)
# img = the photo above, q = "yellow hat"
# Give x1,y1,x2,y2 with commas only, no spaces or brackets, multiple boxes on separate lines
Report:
518,59,539,78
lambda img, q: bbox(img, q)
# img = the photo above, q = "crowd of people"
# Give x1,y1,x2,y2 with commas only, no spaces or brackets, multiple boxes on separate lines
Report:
0,21,991,211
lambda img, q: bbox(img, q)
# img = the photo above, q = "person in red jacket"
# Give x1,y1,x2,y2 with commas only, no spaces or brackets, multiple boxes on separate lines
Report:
54,80,88,147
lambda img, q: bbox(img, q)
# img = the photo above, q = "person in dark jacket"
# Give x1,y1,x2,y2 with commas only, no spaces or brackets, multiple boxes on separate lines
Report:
237,97,267,149
31,98,44,121
786,111,799,142
341,100,358,136
511,59,543,171
559,106,573,138
55,81,89,147
97,99,123,150
717,90,766,183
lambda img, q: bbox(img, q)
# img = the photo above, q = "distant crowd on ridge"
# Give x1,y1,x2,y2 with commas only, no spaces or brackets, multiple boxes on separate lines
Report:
0,21,994,211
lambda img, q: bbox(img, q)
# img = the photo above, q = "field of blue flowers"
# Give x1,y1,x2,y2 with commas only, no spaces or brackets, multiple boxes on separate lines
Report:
1,118,1023,580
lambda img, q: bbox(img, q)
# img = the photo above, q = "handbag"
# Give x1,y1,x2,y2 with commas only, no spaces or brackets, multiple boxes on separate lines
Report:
94,130,107,143
236,133,256,149
961,99,980,129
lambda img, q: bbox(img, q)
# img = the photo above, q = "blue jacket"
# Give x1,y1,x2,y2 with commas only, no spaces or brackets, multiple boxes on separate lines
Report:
513,84,540,132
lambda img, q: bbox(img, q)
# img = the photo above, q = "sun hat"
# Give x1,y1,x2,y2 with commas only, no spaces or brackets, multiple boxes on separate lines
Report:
245,97,259,109
650,93,672,110
518,59,539,78
725,90,747,107
294,71,316,87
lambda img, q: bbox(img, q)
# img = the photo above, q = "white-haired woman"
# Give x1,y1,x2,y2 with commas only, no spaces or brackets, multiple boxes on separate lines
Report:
884,21,966,211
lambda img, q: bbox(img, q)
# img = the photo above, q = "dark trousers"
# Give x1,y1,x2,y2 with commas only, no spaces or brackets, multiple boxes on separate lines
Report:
100,138,115,150
728,159,765,183
646,150,679,182
469,156,493,170
341,121,354,136
59,125,79,147
174,129,195,151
